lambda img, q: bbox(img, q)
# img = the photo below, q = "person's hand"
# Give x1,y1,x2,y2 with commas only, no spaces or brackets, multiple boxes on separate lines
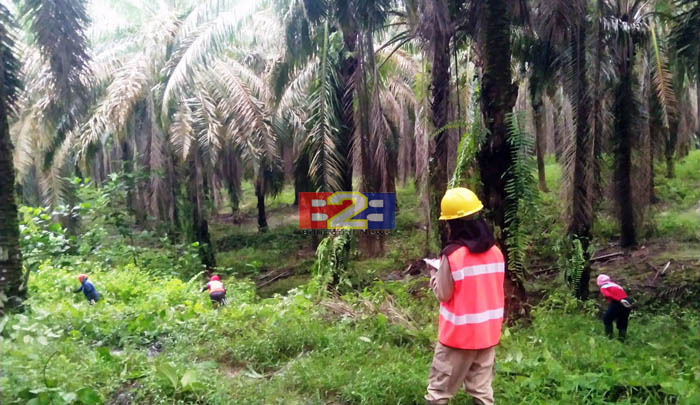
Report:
430,269,437,290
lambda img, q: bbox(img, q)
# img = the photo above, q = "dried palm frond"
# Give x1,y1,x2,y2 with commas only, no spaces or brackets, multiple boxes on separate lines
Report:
147,96,173,222
649,26,678,130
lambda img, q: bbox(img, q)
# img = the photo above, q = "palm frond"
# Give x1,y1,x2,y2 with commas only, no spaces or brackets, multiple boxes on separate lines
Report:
80,56,150,154
169,101,195,161
38,131,75,208
1,3,22,116
504,111,538,279
208,58,277,166
649,25,678,130
304,23,345,192
21,0,91,102
669,0,700,63
177,0,246,41
161,11,249,119
79,13,180,159
191,83,223,166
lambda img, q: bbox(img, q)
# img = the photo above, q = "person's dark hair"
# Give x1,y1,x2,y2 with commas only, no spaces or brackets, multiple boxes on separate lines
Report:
442,216,496,255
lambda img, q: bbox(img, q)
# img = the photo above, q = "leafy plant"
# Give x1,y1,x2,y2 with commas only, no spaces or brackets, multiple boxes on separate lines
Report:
450,85,484,189
504,111,539,281
557,237,587,293
311,230,354,293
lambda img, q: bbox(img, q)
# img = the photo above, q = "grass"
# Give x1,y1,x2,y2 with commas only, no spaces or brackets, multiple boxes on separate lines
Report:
1,263,697,404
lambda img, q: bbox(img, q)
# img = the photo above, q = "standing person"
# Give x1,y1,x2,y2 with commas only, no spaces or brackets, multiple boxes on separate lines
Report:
202,275,226,307
425,188,505,405
597,274,632,341
74,274,100,304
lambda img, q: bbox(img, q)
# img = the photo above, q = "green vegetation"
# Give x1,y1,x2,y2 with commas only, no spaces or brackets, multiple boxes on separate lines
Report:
1,259,697,404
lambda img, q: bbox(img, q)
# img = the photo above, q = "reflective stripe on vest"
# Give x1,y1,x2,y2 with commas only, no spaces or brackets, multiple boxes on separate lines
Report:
438,245,505,350
601,282,621,290
439,306,504,325
208,280,225,293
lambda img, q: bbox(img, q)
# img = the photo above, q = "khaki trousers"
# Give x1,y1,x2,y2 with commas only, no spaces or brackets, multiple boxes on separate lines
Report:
425,342,496,405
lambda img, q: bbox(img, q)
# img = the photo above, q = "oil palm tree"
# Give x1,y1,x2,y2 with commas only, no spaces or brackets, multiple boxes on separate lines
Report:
275,0,363,194
1,0,90,308
474,0,528,311
528,0,595,299
604,0,653,248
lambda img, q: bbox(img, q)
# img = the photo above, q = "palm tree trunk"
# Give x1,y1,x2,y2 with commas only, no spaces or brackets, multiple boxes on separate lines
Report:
569,25,593,299
188,151,216,268
255,176,268,232
476,0,523,315
531,89,549,192
426,0,451,249
648,116,658,204
547,86,564,161
0,92,23,309
592,0,604,201
614,60,637,248
665,117,679,178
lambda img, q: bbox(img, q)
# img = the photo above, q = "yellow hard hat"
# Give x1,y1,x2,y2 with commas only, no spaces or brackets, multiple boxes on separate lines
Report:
439,187,484,220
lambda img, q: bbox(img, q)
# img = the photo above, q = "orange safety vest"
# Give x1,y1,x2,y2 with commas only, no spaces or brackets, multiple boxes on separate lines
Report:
208,280,225,293
438,245,505,350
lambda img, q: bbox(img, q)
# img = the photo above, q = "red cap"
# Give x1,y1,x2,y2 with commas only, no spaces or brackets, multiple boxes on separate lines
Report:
210,275,220,281
77,274,88,282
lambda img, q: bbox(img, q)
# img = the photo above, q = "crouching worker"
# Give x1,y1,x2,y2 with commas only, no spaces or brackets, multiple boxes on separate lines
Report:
597,274,632,341
202,275,226,306
74,274,100,304
425,188,505,405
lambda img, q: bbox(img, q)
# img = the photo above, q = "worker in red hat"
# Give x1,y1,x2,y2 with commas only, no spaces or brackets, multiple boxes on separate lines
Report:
202,275,226,306
597,274,632,341
74,274,100,304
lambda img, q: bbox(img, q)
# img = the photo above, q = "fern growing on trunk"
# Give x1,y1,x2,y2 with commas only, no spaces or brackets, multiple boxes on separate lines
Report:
504,112,539,283
311,230,354,295
559,237,586,293
449,86,484,189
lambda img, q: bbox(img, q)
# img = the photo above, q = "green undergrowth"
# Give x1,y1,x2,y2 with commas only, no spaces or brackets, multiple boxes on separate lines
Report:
2,260,698,404
213,224,310,278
